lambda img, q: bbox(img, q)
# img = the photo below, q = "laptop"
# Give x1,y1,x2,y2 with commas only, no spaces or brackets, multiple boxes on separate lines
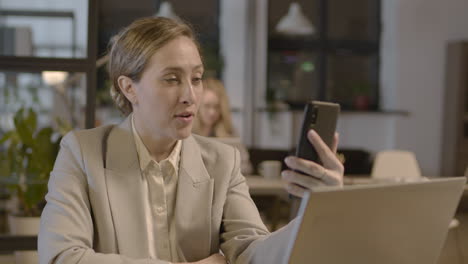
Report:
284,177,466,264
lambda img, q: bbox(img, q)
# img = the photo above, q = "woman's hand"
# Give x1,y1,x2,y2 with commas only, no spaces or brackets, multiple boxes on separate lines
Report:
192,253,226,264
282,130,344,197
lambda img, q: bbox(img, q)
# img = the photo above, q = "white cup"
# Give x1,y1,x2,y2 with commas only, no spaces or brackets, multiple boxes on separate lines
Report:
258,160,282,179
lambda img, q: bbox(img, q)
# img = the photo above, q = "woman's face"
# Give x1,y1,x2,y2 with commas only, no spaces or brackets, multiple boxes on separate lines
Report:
199,89,221,128
127,36,204,141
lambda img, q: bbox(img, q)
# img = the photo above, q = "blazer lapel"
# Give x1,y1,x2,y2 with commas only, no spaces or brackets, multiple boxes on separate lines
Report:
104,116,150,258
174,135,214,262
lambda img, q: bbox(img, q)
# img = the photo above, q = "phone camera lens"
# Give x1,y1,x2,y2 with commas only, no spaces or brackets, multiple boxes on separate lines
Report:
311,111,317,123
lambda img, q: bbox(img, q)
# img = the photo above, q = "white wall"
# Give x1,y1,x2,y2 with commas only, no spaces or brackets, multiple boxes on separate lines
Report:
219,0,250,139
382,0,468,176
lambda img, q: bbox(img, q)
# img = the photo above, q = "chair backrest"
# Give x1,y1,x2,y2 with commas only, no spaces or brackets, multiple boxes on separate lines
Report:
371,150,422,180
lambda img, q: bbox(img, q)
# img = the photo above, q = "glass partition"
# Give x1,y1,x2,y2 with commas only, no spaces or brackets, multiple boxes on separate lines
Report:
268,50,319,105
266,0,380,110
0,71,87,131
0,0,89,58
328,0,379,41
327,54,378,110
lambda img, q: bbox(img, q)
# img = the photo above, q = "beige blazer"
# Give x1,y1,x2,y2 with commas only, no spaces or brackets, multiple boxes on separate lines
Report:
38,117,295,264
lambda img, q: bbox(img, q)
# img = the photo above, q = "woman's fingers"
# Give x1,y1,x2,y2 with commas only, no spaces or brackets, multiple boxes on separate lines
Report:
331,132,339,153
194,253,226,264
282,129,344,196
308,130,342,170
282,170,328,188
284,156,322,178
284,183,308,198
284,156,342,185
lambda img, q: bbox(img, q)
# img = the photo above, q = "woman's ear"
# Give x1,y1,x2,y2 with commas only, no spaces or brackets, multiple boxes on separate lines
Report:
117,75,137,105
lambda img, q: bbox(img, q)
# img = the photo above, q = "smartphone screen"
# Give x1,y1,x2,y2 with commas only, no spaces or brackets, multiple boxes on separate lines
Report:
295,101,340,165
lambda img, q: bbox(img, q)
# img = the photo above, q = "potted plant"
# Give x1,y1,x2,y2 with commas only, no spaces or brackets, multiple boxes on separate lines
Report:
351,82,372,110
0,108,68,263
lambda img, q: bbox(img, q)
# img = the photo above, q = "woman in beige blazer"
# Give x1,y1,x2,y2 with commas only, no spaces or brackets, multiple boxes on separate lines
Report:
38,17,344,264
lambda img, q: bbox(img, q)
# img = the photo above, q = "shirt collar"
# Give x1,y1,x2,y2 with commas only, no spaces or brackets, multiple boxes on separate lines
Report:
131,114,181,172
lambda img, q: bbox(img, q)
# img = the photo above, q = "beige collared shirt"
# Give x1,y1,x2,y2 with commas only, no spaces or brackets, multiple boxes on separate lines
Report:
131,115,182,262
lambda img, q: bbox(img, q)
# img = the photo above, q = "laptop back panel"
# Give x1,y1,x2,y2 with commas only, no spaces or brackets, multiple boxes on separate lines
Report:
285,177,466,264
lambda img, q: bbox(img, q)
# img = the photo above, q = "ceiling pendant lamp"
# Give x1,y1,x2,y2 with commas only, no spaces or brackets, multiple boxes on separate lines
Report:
275,2,315,36
154,1,180,21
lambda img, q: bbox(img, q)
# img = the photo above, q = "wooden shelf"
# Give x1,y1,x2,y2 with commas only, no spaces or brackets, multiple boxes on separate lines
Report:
0,235,37,251
0,56,91,73
268,36,320,51
341,109,409,116
0,10,74,18
256,107,409,116
329,39,379,55
268,36,379,55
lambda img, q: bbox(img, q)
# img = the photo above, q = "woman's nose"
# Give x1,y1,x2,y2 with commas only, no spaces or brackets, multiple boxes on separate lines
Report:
180,82,196,105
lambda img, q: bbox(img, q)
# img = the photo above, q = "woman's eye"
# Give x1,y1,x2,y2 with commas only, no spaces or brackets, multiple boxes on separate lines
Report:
164,78,179,84
192,77,202,84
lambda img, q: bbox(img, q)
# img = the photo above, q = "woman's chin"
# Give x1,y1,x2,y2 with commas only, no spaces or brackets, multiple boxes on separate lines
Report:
174,127,193,139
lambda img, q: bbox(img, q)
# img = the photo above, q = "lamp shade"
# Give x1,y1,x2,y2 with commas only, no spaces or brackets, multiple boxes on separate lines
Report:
275,2,315,36
154,1,180,21
42,71,68,86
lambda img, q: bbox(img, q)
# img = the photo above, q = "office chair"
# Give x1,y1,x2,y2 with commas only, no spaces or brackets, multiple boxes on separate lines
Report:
371,150,421,181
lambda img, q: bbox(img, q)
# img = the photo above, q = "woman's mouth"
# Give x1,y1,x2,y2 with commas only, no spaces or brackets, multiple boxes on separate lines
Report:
175,112,194,124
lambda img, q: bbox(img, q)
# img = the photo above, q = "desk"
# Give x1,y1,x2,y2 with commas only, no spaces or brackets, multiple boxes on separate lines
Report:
346,176,468,196
0,254,13,264
245,175,375,197
246,175,468,195
246,175,468,232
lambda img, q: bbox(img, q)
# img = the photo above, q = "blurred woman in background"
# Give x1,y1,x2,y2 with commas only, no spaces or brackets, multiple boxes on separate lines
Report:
192,78,235,137
193,78,253,174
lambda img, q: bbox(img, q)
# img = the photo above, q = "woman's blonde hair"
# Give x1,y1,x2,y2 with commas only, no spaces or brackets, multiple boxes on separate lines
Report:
107,17,200,116
193,78,236,137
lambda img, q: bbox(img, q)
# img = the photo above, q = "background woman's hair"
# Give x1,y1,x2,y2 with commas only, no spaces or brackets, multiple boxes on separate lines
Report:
193,78,236,137
107,17,200,116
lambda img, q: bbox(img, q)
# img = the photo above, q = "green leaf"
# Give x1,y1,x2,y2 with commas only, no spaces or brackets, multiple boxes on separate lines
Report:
14,109,35,147
31,127,59,177
26,108,38,134
23,182,47,216
0,131,14,144
55,117,72,136
0,156,11,178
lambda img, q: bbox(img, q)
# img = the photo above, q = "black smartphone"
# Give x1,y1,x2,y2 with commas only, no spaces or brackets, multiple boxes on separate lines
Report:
295,101,340,165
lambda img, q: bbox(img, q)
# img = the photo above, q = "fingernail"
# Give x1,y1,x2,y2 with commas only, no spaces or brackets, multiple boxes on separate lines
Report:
284,156,293,165
308,129,316,137
281,171,288,178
